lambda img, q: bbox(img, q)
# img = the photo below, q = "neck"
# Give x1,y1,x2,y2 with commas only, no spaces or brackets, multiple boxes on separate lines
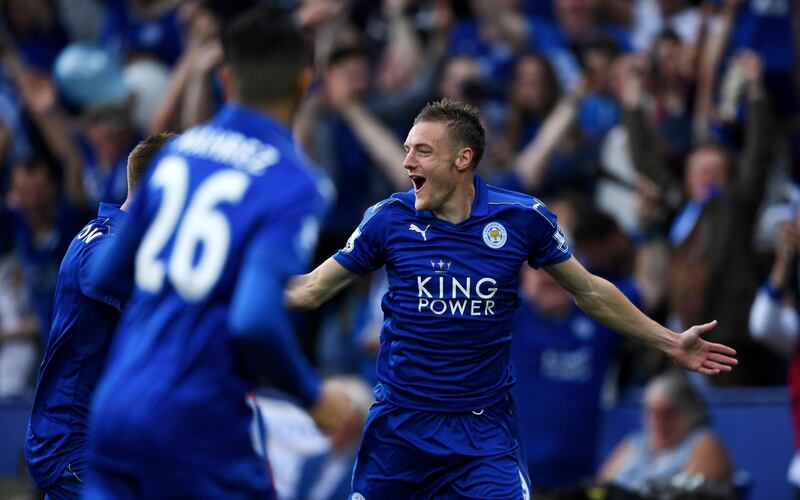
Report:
431,175,475,224
120,197,132,212
238,98,296,128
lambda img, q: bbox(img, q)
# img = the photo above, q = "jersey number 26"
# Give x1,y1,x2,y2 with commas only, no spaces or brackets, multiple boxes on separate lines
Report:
135,156,250,302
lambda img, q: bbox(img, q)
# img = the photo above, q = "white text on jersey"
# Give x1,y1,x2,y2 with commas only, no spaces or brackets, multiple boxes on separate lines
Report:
174,126,280,175
417,275,497,316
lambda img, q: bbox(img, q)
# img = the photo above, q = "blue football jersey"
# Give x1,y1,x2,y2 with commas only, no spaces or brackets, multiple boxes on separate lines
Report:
25,203,126,489
87,106,328,487
333,176,571,412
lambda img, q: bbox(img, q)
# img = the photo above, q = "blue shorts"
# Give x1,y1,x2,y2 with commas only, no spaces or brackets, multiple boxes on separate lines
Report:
43,463,84,500
83,455,276,500
350,396,531,499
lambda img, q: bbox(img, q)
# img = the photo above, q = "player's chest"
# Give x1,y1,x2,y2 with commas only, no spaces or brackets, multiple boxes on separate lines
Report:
385,217,527,282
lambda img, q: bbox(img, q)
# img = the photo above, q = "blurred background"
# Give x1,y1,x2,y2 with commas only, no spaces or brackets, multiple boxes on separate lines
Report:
0,0,797,498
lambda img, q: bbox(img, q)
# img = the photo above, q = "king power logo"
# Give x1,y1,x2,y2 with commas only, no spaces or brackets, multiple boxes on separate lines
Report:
417,275,498,316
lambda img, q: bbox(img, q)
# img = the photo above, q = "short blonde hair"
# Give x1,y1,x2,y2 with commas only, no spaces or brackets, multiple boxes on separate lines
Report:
127,132,176,193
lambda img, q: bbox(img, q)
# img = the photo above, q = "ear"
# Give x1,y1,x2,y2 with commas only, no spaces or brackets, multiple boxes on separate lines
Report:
454,147,474,172
298,65,314,96
219,64,234,101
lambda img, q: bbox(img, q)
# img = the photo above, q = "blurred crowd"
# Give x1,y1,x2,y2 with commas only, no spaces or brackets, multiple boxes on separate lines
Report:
1,0,800,497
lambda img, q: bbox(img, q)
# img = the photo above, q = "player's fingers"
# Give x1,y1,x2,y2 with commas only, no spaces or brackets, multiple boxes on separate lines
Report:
703,360,732,372
694,320,718,336
708,342,737,357
697,366,720,375
708,352,738,365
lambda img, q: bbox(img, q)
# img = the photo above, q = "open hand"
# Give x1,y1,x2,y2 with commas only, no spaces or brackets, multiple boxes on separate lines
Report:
668,320,738,375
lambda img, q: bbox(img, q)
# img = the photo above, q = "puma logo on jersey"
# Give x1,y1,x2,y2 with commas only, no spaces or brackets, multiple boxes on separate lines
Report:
409,224,430,241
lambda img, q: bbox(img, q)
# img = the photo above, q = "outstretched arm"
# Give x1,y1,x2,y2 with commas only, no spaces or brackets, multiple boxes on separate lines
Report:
285,257,358,311
544,256,738,375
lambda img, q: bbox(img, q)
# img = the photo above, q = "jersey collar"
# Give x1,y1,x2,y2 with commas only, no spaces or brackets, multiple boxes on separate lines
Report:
472,175,489,217
98,202,125,221
213,104,294,147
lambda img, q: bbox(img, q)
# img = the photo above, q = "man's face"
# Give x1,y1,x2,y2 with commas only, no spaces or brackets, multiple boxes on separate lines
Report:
10,164,57,215
686,148,729,201
644,387,691,451
511,57,552,112
403,121,460,213
328,56,370,99
555,0,597,34
438,58,481,102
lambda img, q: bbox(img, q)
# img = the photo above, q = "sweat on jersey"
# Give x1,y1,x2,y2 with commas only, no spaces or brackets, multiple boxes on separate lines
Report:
333,176,571,412
25,203,126,489
85,105,328,489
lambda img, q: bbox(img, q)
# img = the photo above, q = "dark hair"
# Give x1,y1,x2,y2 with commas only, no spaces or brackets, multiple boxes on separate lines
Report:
14,156,61,185
573,204,620,244
689,141,732,169
127,132,176,193
327,45,369,68
221,6,309,105
414,98,485,169
578,35,621,63
654,28,681,45
507,52,560,150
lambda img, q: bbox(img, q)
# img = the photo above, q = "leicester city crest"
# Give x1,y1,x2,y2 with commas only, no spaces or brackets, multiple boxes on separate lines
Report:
482,222,507,249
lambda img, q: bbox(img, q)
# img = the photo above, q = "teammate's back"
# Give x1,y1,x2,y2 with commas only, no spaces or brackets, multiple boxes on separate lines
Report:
88,110,326,461
84,7,350,498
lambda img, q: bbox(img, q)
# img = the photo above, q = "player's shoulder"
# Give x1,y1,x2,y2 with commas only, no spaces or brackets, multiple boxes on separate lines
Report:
72,205,125,250
485,184,557,228
356,191,413,228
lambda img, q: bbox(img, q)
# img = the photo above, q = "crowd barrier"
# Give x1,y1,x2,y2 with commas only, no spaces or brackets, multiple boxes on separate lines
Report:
0,386,793,499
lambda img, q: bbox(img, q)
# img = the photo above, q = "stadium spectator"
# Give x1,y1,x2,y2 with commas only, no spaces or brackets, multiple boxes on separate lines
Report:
503,75,598,197
511,266,633,495
631,0,708,52
622,48,780,385
492,51,560,171
512,195,669,493
748,210,800,495
2,0,68,72
0,250,37,397
147,0,223,134
52,43,140,206
24,132,172,499
598,370,735,497
294,44,396,259
101,0,184,66
4,158,84,343
529,0,631,88
288,376,374,500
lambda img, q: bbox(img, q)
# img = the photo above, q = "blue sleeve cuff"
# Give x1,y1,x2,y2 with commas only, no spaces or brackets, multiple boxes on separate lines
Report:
763,282,784,301
333,252,369,277
298,377,322,409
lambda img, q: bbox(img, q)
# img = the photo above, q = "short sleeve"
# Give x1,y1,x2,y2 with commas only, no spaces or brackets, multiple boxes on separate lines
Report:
78,219,132,310
526,201,572,269
333,199,393,276
89,183,152,305
79,227,124,310
253,181,326,279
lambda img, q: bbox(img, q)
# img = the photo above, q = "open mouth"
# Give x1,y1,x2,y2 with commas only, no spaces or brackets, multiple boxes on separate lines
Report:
410,175,427,193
